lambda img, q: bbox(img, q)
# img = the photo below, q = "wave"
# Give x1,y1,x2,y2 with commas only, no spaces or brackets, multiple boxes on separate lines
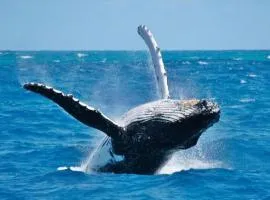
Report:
77,53,88,58
267,55,270,60
198,61,208,65
20,55,33,59
233,57,243,61
239,98,255,103
240,79,247,84
53,59,60,63
247,74,257,78
182,61,191,65
57,166,85,172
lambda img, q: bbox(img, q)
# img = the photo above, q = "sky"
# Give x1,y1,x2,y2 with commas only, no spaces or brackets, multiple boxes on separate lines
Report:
1,0,270,50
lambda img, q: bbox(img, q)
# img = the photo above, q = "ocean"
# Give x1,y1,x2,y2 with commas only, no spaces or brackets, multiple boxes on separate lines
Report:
0,50,270,199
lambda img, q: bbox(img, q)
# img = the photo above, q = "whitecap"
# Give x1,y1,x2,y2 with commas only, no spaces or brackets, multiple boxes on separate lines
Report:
239,98,255,103
57,166,85,172
240,80,247,84
20,55,33,59
198,61,208,65
182,61,191,65
57,166,68,171
267,55,270,60
247,74,257,78
233,57,242,61
77,53,87,58
101,58,107,63
53,59,60,63
0,52,2,55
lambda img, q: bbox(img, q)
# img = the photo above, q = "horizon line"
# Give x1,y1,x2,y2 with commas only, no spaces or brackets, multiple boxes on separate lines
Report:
1,49,270,52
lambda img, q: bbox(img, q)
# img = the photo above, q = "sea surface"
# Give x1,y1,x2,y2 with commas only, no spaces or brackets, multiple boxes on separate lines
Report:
0,50,270,199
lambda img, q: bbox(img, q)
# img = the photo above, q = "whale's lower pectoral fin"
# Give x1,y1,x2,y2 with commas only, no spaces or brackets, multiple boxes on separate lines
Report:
23,82,121,139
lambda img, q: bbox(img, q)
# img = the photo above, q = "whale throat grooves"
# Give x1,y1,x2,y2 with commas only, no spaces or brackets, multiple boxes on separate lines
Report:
137,25,170,99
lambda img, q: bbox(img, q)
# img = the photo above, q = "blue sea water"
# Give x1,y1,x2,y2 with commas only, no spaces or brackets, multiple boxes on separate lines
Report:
0,50,270,199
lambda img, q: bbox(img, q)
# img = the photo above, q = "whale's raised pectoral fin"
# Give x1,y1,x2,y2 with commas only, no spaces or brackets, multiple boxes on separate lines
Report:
23,83,121,139
137,25,170,99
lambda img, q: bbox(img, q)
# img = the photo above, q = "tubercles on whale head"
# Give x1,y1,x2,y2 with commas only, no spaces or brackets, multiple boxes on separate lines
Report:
169,99,220,150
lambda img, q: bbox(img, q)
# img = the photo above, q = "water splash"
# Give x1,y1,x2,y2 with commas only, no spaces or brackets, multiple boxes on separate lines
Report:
158,143,225,175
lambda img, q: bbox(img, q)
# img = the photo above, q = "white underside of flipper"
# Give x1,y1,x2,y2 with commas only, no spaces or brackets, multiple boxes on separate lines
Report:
138,25,170,99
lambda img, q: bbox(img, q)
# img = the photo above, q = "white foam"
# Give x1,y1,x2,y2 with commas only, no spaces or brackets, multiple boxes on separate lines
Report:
57,166,68,171
158,157,223,174
239,98,255,103
57,166,85,172
20,55,33,59
247,74,257,78
198,61,208,65
267,55,270,60
77,53,87,58
182,61,191,65
69,166,85,172
157,141,226,175
240,79,247,84
233,57,242,61
53,60,60,63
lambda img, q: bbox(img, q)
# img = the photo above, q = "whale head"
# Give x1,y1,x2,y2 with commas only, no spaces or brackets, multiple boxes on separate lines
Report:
170,99,220,150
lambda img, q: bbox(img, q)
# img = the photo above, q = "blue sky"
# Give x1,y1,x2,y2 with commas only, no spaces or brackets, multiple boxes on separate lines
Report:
1,0,270,50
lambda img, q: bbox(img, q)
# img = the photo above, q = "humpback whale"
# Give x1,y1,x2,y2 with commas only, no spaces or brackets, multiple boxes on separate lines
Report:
23,25,220,174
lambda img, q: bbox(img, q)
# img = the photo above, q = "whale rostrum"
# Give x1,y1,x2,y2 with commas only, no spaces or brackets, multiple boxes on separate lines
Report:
23,82,220,174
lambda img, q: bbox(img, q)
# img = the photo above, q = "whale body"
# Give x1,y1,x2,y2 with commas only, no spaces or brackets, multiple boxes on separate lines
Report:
24,83,220,174
23,25,220,174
